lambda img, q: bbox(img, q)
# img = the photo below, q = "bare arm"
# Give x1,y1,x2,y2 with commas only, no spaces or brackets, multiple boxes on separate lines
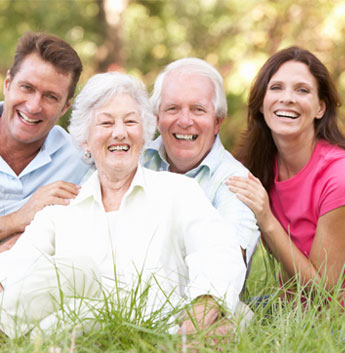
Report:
0,180,80,242
310,206,345,289
227,173,345,289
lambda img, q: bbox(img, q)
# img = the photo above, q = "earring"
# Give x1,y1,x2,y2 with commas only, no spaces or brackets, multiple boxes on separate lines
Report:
84,150,92,159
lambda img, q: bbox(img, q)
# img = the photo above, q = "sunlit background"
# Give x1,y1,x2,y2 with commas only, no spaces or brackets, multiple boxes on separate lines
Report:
1,0,345,150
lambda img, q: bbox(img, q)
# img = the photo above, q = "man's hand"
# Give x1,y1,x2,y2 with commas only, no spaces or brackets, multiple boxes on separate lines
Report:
17,181,81,229
177,296,235,352
178,296,221,335
0,181,80,241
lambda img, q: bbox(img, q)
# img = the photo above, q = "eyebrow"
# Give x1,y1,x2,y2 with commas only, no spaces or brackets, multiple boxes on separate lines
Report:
269,79,313,87
97,111,139,117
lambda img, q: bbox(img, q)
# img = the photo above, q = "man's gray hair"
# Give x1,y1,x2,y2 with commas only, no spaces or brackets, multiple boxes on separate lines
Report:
68,72,157,159
150,57,227,119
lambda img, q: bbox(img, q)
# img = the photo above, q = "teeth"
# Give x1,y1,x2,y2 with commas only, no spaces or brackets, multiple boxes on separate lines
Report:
108,145,129,152
174,134,197,141
275,111,299,119
18,111,40,124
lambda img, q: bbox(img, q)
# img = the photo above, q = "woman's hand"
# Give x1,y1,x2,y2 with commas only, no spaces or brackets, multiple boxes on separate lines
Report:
226,173,273,233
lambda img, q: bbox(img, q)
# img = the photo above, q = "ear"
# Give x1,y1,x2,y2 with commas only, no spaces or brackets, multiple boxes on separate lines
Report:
315,100,326,119
214,117,224,135
81,141,89,152
61,97,73,115
3,70,11,94
156,114,161,133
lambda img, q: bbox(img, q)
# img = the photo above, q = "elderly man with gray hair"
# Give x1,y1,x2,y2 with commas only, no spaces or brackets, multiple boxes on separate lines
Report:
143,58,259,270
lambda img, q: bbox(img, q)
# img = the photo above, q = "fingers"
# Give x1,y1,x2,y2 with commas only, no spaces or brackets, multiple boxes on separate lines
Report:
227,177,262,204
38,181,81,199
14,181,81,231
226,174,272,227
177,318,234,353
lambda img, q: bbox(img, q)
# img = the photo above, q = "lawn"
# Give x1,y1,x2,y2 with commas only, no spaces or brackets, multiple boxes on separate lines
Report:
1,244,344,353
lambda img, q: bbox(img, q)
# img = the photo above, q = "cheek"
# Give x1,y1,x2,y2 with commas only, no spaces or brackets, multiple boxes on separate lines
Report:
157,114,172,132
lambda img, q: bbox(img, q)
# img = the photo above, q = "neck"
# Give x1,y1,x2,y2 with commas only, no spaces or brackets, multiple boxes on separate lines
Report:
275,134,317,181
99,167,137,212
0,116,45,175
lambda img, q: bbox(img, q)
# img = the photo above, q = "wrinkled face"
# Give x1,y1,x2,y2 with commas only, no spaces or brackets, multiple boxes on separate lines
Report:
262,61,325,144
1,53,72,149
157,71,223,173
84,94,144,177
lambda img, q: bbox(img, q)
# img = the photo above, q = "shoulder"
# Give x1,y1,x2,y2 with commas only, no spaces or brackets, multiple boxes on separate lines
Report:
217,149,250,177
315,141,345,174
47,125,72,143
208,137,249,178
46,126,82,159
44,125,79,156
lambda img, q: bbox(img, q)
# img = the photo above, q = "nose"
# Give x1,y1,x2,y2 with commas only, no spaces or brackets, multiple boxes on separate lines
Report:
112,121,127,139
26,93,43,114
177,107,193,128
279,88,296,104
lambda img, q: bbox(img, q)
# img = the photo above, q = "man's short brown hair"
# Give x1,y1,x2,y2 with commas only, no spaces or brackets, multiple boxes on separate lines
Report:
9,31,83,100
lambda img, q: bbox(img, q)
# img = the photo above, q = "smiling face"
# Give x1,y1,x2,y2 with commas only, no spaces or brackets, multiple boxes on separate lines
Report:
157,71,223,173
262,60,326,145
84,94,144,179
1,53,72,151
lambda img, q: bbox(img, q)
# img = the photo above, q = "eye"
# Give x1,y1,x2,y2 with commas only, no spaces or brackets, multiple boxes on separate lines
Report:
45,94,58,102
269,84,281,91
125,119,139,125
192,106,206,113
20,84,33,92
297,87,310,94
99,120,113,126
165,106,179,113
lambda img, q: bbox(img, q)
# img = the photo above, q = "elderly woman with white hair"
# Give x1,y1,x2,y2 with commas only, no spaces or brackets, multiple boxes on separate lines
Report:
0,72,246,339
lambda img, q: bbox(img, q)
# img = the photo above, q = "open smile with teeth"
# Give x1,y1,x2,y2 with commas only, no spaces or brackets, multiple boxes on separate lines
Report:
275,110,299,119
108,145,130,152
174,133,198,141
18,111,41,125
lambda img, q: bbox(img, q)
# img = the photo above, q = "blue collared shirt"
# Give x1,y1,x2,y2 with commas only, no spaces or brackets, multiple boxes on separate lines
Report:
143,135,260,264
0,125,90,215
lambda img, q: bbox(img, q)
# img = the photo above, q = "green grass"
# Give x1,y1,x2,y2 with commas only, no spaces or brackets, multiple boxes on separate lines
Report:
1,244,344,353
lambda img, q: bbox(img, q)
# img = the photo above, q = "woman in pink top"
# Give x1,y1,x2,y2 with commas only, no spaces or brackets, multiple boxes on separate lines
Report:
227,47,345,300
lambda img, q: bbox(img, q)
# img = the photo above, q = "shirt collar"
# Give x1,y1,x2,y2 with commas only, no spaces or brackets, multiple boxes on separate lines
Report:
40,126,70,156
73,164,146,207
145,135,170,169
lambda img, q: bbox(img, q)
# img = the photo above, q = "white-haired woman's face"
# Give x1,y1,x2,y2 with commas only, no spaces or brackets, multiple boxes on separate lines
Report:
83,93,144,176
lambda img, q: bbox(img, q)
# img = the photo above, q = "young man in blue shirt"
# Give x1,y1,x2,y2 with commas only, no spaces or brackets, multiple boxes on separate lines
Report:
0,32,89,251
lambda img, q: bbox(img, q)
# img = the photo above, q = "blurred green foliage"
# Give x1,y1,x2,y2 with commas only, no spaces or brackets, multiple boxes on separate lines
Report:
1,0,345,150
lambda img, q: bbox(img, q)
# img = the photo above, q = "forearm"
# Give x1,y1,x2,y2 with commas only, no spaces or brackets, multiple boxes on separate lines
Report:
262,216,321,286
0,212,26,240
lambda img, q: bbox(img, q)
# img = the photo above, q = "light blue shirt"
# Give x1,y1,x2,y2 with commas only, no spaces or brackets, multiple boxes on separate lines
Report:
0,125,90,216
143,135,260,265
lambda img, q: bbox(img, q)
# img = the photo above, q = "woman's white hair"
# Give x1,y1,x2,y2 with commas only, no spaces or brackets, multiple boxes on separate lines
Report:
150,57,227,119
68,72,157,162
